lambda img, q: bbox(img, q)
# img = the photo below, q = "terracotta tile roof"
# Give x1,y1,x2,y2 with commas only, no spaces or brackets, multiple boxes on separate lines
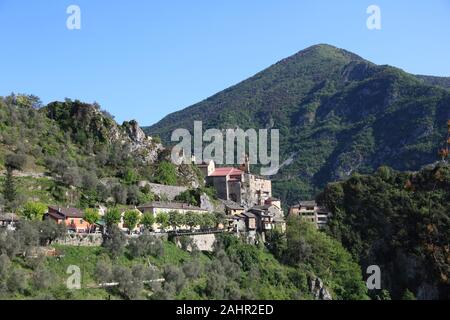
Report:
48,206,84,218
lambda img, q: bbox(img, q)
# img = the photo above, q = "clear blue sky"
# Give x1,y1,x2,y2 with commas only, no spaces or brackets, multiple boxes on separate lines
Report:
0,0,449,125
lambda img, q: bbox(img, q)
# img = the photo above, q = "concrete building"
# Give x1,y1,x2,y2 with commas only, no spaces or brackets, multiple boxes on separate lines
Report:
289,201,331,229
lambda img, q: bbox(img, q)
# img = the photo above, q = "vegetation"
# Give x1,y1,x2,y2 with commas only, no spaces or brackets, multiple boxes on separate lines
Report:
318,163,450,299
145,44,450,206
0,214,368,300
0,94,201,212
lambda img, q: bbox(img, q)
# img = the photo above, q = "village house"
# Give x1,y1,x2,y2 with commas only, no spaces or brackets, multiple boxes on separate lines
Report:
46,206,90,233
289,201,331,229
137,201,208,232
219,199,245,216
248,203,286,237
230,212,257,243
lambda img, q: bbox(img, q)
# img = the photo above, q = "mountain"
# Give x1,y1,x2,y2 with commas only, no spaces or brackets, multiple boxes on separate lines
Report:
144,44,450,205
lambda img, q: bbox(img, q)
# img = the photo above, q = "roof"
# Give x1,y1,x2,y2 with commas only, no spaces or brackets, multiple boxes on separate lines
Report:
138,201,207,212
291,201,317,208
0,212,19,222
242,212,256,219
249,204,272,211
209,167,243,177
48,206,84,218
219,199,244,210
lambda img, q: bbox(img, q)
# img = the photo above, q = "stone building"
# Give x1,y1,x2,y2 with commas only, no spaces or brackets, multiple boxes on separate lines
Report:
289,201,330,229
204,158,272,209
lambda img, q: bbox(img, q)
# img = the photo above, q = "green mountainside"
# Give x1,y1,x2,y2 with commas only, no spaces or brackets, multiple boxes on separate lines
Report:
319,163,450,300
144,44,450,205
0,95,201,210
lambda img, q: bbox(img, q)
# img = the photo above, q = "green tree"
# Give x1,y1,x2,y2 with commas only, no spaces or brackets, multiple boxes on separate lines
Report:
21,202,47,221
104,207,121,227
3,153,26,211
199,213,216,230
84,208,100,233
154,161,178,186
141,213,156,231
185,211,200,231
123,210,140,234
102,225,126,259
168,211,184,231
156,212,170,232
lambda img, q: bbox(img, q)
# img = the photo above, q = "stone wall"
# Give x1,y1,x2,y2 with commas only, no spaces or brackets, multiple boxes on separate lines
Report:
174,233,217,252
138,182,188,201
54,233,103,247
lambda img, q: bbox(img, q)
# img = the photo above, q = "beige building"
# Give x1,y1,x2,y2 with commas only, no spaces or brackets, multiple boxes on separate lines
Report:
137,201,208,232
289,201,330,229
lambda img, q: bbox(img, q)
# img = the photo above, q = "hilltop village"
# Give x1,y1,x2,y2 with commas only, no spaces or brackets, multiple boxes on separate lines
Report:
0,156,330,249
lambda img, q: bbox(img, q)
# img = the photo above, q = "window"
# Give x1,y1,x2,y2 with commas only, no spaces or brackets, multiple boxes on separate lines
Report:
80,219,84,224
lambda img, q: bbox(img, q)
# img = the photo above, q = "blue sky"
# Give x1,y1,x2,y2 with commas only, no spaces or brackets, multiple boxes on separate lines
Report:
0,0,449,125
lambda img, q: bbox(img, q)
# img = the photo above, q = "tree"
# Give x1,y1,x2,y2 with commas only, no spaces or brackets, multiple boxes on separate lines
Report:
127,233,164,258
31,265,53,290
156,212,170,232
84,208,100,233
163,265,186,292
104,207,121,227
154,161,178,186
38,219,66,246
5,153,27,171
3,153,26,211
94,259,113,284
21,202,47,221
7,269,27,294
123,210,140,234
111,184,128,205
102,225,126,259
168,211,184,231
3,169,16,211
112,265,142,300
200,213,216,230
185,211,200,231
141,213,155,231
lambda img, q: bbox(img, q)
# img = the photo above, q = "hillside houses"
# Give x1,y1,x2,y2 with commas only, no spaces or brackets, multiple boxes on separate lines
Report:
288,201,331,229
196,158,286,241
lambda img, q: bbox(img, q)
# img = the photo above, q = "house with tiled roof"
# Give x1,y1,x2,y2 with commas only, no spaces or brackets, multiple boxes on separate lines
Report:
46,206,90,233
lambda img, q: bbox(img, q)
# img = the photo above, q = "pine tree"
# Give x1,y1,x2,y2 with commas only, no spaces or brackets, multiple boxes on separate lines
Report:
3,167,16,211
